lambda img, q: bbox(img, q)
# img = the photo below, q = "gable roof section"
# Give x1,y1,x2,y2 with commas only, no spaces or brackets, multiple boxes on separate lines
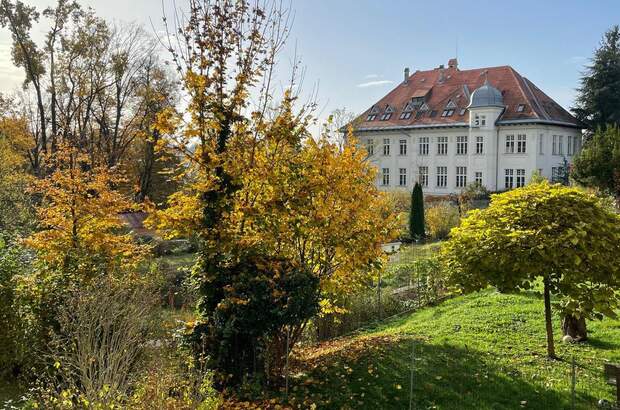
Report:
354,64,582,131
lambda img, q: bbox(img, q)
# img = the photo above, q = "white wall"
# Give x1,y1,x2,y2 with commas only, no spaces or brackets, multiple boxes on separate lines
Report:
362,121,580,195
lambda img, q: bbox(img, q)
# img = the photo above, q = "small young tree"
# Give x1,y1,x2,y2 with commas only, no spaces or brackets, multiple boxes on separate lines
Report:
409,182,425,240
443,182,620,358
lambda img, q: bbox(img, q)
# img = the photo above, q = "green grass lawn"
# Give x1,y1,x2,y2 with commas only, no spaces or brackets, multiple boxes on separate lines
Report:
281,289,620,410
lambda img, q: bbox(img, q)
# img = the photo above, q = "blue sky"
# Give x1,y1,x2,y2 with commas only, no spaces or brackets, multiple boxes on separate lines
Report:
1,0,618,124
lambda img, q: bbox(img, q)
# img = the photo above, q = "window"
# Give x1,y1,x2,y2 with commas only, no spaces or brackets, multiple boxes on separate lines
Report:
459,108,467,116
382,168,390,186
574,136,581,153
475,171,483,185
436,166,447,188
429,110,438,118
456,136,468,155
505,135,515,153
399,139,407,156
558,136,564,155
516,169,526,188
567,136,573,156
383,138,390,156
474,114,486,126
517,104,526,112
437,136,448,155
418,166,428,187
419,137,429,156
399,168,407,186
538,134,544,155
475,136,484,154
517,134,526,153
552,135,558,155
366,106,379,121
366,139,374,156
505,169,514,189
456,166,467,188
441,109,454,117
400,102,414,120
380,106,394,121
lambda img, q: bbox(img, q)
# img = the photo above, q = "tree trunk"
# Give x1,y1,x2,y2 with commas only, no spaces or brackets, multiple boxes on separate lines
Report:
562,314,588,341
543,279,557,359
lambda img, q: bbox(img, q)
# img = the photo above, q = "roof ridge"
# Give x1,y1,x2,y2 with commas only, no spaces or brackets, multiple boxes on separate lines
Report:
507,67,541,120
522,77,551,120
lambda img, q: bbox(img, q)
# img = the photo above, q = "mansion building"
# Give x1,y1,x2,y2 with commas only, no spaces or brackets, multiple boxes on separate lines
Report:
353,59,583,194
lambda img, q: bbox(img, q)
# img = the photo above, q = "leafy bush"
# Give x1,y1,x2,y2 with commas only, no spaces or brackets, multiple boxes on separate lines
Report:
425,202,460,240
186,253,320,385
0,237,35,379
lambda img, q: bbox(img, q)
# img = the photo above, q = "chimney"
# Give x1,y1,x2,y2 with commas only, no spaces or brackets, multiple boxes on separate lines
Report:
404,67,410,84
448,58,458,69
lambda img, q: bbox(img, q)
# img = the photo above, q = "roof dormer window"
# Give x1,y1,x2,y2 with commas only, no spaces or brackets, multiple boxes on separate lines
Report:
400,102,414,119
446,100,457,109
517,104,526,112
459,108,466,116
380,105,394,121
441,109,455,117
366,106,379,121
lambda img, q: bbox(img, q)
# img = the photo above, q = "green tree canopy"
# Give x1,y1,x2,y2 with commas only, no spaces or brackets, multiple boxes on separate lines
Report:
442,182,620,358
572,125,620,199
572,25,620,132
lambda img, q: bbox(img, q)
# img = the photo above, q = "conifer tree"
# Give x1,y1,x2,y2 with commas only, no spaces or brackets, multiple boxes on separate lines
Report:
409,182,425,240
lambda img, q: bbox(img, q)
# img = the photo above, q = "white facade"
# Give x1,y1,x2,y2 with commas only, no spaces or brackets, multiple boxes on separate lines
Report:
362,116,581,194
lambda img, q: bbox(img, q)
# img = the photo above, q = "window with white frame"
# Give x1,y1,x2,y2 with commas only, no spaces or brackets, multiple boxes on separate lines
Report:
505,135,515,153
419,137,429,156
517,134,526,153
418,166,428,187
474,114,487,126
475,136,484,154
436,166,447,188
567,136,573,156
456,136,468,155
399,168,407,186
456,166,467,188
382,168,390,186
383,138,390,156
558,136,564,155
366,106,379,121
475,171,483,185
399,139,407,156
574,136,581,153
380,105,394,121
437,136,448,155
516,169,526,187
505,169,514,189
538,134,544,155
366,139,374,156
552,135,558,155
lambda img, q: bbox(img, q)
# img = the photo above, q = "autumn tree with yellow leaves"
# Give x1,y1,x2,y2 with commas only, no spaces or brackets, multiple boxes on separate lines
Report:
148,0,397,385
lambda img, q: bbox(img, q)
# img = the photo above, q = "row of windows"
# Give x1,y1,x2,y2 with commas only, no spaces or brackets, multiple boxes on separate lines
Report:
369,136,482,157
504,169,526,189
550,135,580,156
368,134,581,157
381,166,481,188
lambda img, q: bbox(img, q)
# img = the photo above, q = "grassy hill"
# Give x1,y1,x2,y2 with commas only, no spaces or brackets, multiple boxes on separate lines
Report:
278,289,620,410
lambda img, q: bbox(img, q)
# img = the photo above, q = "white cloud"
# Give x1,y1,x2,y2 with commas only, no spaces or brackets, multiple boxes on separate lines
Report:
357,80,394,88
364,74,381,79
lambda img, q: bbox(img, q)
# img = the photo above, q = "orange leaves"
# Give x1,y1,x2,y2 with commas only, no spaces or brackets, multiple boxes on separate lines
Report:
24,143,150,277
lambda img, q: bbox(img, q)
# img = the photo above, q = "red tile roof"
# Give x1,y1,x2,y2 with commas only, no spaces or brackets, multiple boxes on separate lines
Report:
353,62,581,131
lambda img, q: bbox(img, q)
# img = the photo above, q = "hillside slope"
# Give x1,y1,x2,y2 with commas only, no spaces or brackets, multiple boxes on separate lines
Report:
282,290,620,410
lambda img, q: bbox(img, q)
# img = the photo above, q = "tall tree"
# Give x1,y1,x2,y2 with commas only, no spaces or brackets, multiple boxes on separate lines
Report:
572,25,620,133
409,182,425,240
572,126,620,200
443,182,620,358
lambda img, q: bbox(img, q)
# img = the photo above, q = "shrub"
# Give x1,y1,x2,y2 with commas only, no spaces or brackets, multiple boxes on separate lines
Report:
33,280,157,407
425,202,460,240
